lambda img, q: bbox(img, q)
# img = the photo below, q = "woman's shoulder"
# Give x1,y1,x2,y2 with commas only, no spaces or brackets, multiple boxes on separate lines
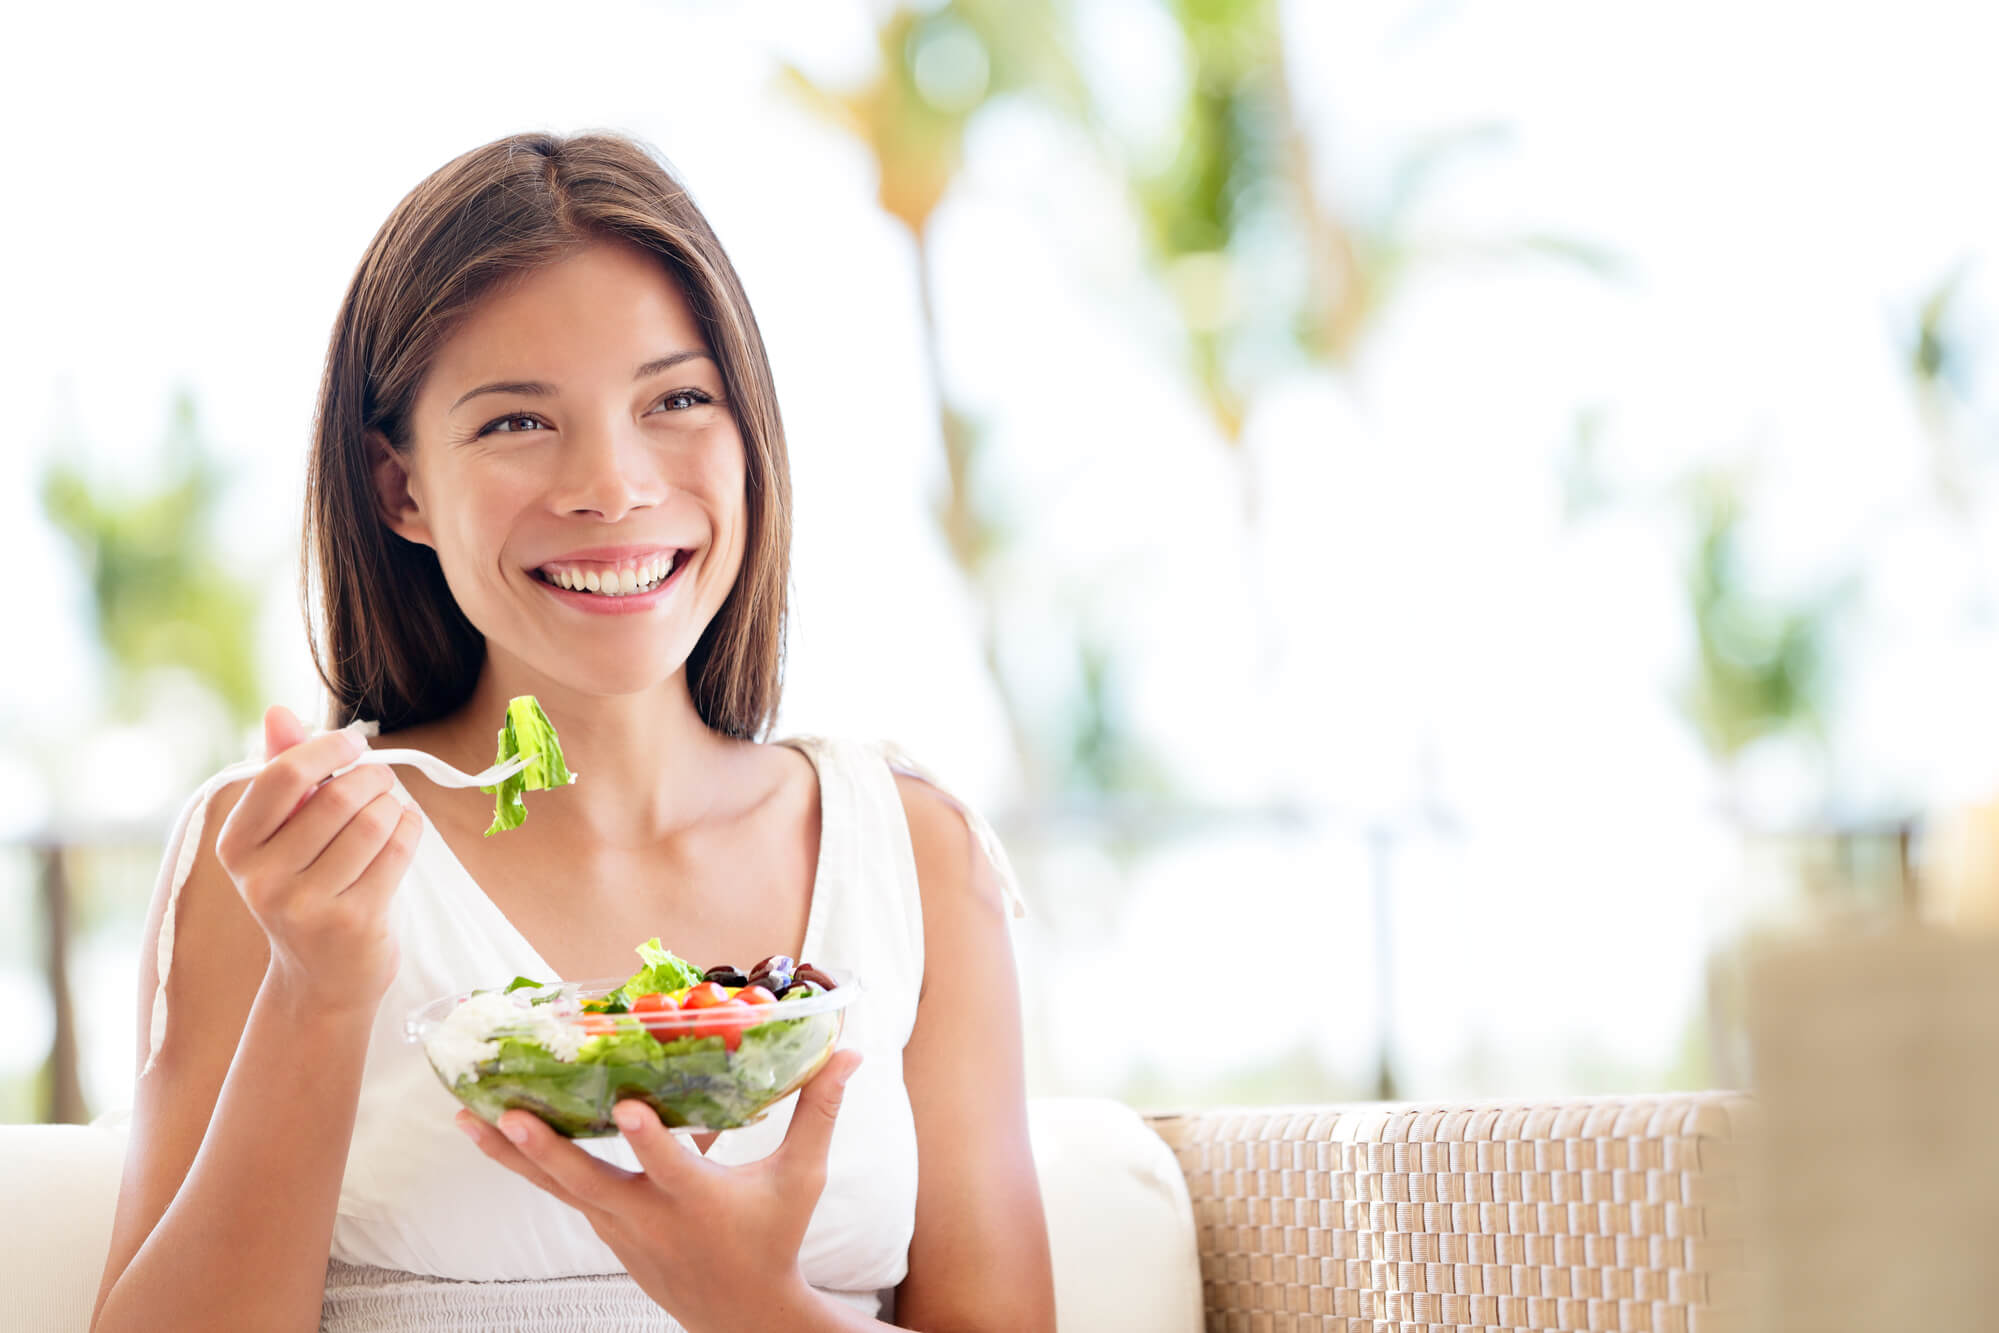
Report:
775,733,1028,921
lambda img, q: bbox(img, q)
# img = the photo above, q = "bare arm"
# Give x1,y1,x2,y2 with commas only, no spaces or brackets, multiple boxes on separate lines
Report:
91,721,420,1333
890,775,1057,1332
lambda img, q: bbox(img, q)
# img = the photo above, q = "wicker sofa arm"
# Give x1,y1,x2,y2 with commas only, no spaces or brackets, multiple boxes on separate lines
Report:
1142,1093,1757,1333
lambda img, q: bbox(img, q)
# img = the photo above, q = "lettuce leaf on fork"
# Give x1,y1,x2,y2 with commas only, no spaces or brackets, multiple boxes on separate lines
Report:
480,695,577,835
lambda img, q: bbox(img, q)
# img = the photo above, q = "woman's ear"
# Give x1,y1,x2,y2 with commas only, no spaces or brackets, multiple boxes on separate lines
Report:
367,429,434,548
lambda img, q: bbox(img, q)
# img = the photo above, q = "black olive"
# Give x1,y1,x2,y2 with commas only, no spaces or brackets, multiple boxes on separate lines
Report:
703,965,749,988
794,963,835,991
748,954,795,980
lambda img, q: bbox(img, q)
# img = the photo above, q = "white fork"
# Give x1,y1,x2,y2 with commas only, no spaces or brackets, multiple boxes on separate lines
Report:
205,747,531,791
335,748,531,788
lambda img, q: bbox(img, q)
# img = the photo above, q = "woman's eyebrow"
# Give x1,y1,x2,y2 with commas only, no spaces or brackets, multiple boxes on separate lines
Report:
449,349,716,411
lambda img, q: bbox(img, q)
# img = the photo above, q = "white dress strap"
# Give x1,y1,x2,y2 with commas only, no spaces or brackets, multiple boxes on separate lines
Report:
876,740,1029,920
141,719,379,1077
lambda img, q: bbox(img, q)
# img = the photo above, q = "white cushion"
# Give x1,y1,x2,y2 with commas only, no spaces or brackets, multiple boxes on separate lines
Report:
0,1122,129,1333
1027,1098,1204,1333
1,1101,1202,1333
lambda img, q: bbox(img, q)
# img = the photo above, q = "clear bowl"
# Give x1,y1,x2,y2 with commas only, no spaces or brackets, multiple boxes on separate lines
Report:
405,967,859,1138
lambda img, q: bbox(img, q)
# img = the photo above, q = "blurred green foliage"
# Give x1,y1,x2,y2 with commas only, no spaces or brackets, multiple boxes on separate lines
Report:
1681,469,1843,767
40,388,263,731
781,0,1086,241
1127,2,1621,448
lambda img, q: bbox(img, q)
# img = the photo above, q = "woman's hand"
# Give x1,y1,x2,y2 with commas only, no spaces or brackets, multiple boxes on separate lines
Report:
456,1049,866,1333
213,704,422,1011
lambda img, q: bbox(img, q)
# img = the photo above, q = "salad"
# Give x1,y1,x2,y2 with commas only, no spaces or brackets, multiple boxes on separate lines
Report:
410,938,855,1137
480,695,576,836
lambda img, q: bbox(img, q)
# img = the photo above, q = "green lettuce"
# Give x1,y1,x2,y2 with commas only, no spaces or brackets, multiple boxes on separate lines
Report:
450,1004,839,1137
480,695,577,836
609,937,704,1007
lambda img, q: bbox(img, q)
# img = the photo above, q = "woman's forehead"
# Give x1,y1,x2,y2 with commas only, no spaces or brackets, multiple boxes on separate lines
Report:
423,242,713,404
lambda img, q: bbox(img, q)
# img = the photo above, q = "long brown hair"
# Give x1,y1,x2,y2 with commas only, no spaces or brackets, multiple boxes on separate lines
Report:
304,131,791,738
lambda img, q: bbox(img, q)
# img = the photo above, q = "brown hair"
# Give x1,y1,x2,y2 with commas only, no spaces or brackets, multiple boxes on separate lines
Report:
304,131,791,739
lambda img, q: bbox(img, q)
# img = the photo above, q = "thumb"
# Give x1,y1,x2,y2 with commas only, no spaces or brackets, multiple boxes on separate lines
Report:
780,1049,862,1184
263,704,308,760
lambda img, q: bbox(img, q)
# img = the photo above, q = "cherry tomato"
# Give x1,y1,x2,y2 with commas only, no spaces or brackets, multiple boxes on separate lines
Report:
629,990,683,1038
579,1013,617,1037
681,981,733,1010
736,984,777,1006
689,997,757,1051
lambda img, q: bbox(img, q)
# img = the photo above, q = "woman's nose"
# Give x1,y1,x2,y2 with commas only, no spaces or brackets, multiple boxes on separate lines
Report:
549,421,663,522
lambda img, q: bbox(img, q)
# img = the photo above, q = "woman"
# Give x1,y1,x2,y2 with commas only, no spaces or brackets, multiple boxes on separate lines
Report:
90,131,1056,1332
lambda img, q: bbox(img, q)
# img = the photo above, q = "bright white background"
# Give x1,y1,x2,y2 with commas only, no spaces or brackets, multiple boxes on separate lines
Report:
6,0,1999,1115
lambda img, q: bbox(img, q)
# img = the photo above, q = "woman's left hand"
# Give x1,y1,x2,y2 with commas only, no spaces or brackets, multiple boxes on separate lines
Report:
456,1049,864,1332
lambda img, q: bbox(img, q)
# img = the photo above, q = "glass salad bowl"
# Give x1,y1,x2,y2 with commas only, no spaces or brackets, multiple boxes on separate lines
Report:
406,964,859,1138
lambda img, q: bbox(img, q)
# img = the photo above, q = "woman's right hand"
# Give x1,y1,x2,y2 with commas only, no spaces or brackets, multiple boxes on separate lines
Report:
213,704,422,1011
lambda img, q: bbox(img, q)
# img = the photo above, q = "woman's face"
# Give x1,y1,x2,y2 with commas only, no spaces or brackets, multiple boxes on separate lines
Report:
376,239,748,698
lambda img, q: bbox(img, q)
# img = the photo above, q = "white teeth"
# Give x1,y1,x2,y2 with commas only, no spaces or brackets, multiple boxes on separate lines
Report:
541,554,679,596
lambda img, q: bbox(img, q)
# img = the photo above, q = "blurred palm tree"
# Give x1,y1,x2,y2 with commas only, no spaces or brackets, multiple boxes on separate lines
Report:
1679,465,1859,1087
1128,0,1619,478
781,0,1615,796
780,0,1090,794
31,387,262,1122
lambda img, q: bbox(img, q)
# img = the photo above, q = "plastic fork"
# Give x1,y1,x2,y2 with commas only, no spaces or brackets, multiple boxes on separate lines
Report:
205,746,531,791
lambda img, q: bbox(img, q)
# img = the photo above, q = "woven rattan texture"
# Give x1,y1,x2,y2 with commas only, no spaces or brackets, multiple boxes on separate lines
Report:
1144,1094,1757,1333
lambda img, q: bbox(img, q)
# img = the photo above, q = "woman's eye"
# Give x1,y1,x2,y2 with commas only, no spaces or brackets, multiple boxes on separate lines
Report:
485,413,545,435
653,389,713,413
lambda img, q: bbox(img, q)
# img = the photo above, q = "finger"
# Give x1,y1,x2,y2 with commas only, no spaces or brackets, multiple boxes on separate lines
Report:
298,788,408,892
494,1109,645,1216
338,804,424,913
258,763,398,873
224,728,371,851
259,706,319,826
264,704,309,760
612,1098,704,1191
456,1111,599,1216
777,1049,862,1191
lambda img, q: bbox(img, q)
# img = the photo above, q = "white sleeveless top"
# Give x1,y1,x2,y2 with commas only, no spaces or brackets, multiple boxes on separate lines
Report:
142,729,1027,1330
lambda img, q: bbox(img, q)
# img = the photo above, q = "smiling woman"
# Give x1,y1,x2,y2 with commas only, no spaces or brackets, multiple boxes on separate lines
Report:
308,134,791,740
90,132,1054,1333
367,239,754,688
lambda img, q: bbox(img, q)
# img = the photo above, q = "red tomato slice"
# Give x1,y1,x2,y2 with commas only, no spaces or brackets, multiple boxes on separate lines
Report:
629,991,682,1039
681,981,733,1010
579,1013,617,1037
690,998,756,1052
736,984,777,1006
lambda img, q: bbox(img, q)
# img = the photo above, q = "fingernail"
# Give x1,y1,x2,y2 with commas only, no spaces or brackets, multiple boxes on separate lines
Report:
614,1103,645,1132
456,1116,481,1141
501,1118,529,1145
